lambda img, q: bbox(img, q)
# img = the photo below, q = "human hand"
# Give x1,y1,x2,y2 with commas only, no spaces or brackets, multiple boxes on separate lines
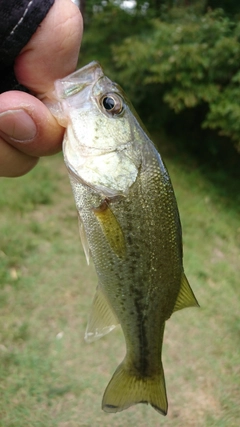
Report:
0,0,83,177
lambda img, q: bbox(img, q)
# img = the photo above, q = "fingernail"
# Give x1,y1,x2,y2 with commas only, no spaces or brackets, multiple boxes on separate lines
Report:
0,109,37,142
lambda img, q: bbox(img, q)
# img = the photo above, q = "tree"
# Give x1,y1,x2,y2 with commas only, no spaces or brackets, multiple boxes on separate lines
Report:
81,2,240,150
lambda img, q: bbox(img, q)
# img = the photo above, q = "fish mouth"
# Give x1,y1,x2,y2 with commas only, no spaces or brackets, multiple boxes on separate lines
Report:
72,61,103,83
54,61,104,100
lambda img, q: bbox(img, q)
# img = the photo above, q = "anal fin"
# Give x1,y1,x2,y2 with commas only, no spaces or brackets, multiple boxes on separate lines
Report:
173,273,199,313
85,284,119,343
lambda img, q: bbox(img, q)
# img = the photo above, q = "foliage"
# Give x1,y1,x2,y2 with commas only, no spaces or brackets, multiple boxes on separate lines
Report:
205,0,240,16
113,10,240,142
81,2,240,152
84,0,168,21
80,2,152,74
84,0,205,21
112,8,240,147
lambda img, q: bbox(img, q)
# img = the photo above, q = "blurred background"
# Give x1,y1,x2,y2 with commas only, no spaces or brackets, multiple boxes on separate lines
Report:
81,0,240,162
0,1,239,426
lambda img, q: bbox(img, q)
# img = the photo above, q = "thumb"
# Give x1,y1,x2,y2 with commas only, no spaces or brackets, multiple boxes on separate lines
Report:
0,91,64,177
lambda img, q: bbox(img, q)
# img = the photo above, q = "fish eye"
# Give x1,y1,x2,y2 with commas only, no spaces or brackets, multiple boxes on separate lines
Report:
101,94,123,115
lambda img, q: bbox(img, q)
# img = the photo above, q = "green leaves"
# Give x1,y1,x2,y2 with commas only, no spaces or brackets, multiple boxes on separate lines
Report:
82,3,240,149
203,87,240,142
112,9,240,148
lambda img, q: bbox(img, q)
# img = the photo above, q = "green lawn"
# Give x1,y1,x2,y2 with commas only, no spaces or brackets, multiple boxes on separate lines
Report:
0,136,239,427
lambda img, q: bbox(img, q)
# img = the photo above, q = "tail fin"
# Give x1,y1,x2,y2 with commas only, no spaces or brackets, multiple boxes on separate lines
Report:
102,360,168,415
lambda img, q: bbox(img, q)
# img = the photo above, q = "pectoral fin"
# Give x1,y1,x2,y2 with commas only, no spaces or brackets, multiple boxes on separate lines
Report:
93,200,126,258
173,273,199,313
85,284,119,343
78,213,90,265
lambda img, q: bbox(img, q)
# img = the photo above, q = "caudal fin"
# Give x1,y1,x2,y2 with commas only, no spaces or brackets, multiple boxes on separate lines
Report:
102,360,168,415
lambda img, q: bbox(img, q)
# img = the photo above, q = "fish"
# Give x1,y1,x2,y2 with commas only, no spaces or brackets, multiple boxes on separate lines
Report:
47,61,199,415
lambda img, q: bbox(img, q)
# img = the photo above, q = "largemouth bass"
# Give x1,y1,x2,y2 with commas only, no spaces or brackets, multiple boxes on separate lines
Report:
48,61,199,415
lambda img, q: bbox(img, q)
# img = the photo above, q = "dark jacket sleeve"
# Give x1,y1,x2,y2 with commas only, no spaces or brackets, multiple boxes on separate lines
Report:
0,0,55,93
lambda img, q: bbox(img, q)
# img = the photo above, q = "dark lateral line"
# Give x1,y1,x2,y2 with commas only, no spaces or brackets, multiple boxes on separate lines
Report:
133,293,149,377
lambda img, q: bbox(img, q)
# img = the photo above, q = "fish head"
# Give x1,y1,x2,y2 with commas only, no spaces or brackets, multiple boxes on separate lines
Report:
48,61,152,197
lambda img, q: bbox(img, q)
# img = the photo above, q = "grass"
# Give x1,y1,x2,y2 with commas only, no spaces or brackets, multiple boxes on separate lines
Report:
0,139,239,427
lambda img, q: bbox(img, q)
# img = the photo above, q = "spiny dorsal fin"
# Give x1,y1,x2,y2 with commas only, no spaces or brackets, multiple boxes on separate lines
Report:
173,273,199,313
93,200,126,259
85,284,119,343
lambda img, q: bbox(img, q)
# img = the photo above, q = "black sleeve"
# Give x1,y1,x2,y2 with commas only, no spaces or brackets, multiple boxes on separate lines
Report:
0,0,55,93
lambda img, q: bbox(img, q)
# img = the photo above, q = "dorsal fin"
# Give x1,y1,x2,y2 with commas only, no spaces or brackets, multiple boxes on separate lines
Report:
173,273,199,313
85,284,119,343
